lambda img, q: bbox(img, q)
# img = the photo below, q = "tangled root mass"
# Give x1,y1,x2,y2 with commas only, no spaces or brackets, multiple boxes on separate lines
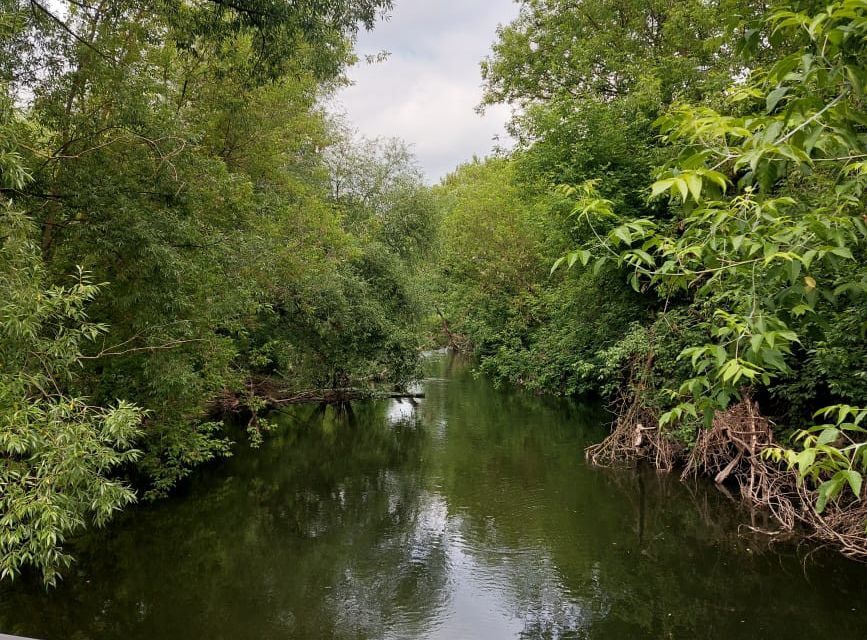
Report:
588,394,867,560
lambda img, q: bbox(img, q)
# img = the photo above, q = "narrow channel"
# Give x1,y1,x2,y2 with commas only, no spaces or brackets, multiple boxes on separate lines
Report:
2,353,865,639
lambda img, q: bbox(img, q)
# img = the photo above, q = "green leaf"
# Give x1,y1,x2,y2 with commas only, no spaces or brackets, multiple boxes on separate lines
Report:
816,475,845,513
817,428,841,446
766,86,789,113
788,259,802,282
842,470,864,499
761,349,787,373
684,173,703,202
650,178,676,199
703,170,729,192
675,178,689,203
592,257,608,276
797,448,816,476
830,246,854,260
750,334,763,353
550,257,566,275
612,226,632,245
631,249,654,266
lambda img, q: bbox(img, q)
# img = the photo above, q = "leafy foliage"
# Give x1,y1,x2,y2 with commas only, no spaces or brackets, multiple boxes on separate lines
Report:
0,0,439,582
436,0,866,523
551,0,866,509
432,160,647,396
766,406,867,513
0,207,143,585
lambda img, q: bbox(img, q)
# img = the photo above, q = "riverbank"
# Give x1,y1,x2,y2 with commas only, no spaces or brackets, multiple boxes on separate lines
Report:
587,388,867,561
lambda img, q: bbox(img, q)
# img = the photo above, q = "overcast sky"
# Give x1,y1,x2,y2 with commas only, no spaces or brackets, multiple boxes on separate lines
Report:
333,0,520,183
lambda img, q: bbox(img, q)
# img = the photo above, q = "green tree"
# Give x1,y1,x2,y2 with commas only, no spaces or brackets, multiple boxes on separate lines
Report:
0,0,442,581
1,206,142,585
561,0,866,511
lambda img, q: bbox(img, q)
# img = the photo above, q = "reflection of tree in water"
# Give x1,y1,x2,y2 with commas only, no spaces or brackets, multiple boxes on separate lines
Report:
0,402,450,640
2,353,867,640
425,353,867,640
421,358,609,638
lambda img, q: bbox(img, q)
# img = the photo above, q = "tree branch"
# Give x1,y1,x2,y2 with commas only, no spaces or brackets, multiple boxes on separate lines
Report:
29,0,112,63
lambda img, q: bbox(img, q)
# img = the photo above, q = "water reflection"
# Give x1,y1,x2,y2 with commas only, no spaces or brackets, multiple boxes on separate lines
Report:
1,353,866,639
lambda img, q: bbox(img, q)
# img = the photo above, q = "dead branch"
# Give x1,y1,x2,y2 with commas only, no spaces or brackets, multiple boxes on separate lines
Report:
212,379,424,414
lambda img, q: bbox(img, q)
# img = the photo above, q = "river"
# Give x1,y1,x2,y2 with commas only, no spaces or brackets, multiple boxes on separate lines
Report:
1,352,865,639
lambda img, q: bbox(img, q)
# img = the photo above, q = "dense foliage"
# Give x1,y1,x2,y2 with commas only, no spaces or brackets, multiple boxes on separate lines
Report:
436,0,770,394
569,0,867,495
432,159,647,396
433,0,866,536
2,0,865,583
0,0,441,583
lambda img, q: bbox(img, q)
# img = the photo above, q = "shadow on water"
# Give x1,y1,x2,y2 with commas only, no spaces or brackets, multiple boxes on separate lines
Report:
2,352,867,639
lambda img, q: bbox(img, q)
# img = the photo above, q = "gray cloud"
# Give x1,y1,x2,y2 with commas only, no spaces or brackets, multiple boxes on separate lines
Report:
333,0,519,183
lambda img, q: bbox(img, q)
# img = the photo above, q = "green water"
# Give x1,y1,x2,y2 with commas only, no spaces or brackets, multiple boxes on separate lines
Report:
2,353,866,639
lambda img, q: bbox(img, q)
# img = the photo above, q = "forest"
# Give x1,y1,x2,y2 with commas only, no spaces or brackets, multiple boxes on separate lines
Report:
0,0,865,589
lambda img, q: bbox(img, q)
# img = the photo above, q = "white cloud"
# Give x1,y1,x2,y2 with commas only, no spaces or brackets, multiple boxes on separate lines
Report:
333,0,519,183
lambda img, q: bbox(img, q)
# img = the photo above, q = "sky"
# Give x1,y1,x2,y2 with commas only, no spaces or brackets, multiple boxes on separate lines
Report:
333,0,521,183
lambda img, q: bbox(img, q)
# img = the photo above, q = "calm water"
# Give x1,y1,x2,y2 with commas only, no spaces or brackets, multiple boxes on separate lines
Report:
2,353,866,639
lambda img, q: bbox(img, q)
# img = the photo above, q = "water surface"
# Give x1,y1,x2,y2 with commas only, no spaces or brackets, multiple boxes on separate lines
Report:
2,353,866,639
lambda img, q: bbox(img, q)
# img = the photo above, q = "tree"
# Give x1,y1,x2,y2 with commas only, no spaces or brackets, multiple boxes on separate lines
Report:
0,0,443,581
0,206,143,585
562,0,866,517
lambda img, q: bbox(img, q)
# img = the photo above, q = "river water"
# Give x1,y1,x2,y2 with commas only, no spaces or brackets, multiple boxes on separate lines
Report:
2,353,866,639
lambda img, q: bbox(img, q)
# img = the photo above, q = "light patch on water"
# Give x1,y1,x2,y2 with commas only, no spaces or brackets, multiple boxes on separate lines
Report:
379,492,598,640
387,398,418,424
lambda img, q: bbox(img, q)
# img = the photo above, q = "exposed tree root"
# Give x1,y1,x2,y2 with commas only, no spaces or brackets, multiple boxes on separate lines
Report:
588,392,867,560
682,399,798,532
585,395,681,471
805,492,867,560
587,351,682,471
